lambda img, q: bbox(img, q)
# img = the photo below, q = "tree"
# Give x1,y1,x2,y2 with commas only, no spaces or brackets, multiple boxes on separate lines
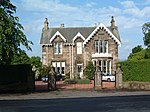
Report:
30,56,42,68
142,22,150,48
0,0,33,64
11,50,30,64
83,61,95,80
132,45,143,54
30,56,42,80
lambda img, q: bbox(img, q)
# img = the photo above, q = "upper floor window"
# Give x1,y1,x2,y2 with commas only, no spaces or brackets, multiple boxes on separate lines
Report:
95,40,108,53
77,42,82,54
54,42,62,54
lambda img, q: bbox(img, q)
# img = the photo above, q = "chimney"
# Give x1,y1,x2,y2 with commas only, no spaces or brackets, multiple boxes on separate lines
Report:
44,18,49,30
60,23,64,28
111,16,115,28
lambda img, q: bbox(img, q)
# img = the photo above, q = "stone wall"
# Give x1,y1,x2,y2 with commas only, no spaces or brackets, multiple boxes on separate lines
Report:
123,81,150,90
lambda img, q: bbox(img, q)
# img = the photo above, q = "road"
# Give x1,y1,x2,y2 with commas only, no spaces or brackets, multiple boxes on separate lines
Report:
0,95,150,112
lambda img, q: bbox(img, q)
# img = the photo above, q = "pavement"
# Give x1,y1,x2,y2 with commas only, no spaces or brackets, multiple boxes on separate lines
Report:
0,90,150,100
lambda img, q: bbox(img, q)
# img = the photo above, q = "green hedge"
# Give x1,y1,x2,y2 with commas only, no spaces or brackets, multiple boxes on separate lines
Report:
120,59,150,82
64,79,91,84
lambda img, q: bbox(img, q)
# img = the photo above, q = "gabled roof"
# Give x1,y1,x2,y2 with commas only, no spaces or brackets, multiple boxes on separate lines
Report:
83,23,121,46
40,27,95,44
50,31,66,43
40,25,121,45
73,32,85,43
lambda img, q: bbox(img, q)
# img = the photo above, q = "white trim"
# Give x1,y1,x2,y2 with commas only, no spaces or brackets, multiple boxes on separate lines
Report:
73,32,85,43
92,53,112,58
50,31,66,43
83,23,121,47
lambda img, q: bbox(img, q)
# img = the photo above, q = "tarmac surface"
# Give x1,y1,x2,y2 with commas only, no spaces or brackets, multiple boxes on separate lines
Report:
0,91,150,112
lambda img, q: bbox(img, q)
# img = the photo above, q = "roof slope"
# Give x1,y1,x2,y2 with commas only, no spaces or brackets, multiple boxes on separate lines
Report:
40,26,121,44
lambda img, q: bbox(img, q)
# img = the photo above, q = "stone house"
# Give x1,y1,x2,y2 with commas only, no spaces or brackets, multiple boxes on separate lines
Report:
40,17,121,79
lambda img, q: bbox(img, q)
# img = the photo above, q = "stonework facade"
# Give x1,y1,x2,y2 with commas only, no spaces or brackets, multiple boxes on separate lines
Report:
40,17,121,79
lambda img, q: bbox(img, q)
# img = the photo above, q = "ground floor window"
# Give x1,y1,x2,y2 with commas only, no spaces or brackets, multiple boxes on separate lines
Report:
93,60,111,74
99,60,111,74
52,61,65,76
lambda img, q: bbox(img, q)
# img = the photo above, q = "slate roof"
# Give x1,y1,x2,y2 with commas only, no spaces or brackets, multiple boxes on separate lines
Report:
40,26,121,44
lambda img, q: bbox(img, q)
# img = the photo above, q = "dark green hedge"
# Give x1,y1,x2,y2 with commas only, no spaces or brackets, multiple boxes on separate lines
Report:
119,59,150,82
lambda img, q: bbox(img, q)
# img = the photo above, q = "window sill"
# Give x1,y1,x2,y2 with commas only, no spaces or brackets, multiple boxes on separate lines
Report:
92,53,112,58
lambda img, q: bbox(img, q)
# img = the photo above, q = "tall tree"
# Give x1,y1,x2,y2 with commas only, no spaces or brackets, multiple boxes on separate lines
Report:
0,0,33,64
142,22,150,48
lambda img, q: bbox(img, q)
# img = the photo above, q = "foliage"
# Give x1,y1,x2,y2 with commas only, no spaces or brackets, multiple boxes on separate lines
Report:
83,61,95,80
11,50,30,64
75,79,91,84
0,0,33,64
30,56,42,80
30,56,42,68
142,22,150,48
63,79,91,84
128,50,146,61
120,60,150,82
40,65,51,77
64,79,77,84
145,48,150,59
132,45,143,54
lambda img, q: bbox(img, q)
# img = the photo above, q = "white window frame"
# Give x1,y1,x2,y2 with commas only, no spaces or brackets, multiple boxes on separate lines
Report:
54,42,62,54
77,42,82,54
52,61,65,75
95,40,108,54
99,60,111,74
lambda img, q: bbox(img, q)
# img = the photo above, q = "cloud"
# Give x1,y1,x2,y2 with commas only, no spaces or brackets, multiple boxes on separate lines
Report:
20,0,77,12
120,0,150,18
120,0,136,8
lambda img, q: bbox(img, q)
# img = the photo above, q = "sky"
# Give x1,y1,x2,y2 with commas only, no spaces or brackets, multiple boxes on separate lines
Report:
11,0,150,61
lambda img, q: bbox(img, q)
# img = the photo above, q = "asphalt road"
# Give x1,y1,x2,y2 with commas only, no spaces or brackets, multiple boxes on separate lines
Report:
0,95,150,112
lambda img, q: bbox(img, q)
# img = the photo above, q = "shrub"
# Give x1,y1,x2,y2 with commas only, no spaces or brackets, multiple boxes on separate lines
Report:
76,79,91,84
120,59,150,82
64,79,77,84
83,61,95,80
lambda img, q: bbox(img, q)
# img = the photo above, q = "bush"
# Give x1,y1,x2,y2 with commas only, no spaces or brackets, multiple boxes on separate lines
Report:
64,79,77,84
83,61,95,80
63,79,91,84
120,59,150,82
76,79,91,84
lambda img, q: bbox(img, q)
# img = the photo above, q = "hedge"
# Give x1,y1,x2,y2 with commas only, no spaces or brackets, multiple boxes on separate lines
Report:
119,59,150,82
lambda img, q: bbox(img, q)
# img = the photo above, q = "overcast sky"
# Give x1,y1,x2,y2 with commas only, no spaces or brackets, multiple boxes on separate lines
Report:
12,0,150,61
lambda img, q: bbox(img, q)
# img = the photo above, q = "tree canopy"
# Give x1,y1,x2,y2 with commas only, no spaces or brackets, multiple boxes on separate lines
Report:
132,45,143,54
142,22,150,48
0,0,33,64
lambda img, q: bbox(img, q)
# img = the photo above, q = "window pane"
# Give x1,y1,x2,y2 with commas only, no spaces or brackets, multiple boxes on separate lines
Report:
77,65,82,73
103,41,107,53
77,42,82,54
99,40,103,53
54,43,58,54
107,61,110,74
62,67,64,74
95,41,98,53
58,43,62,54
103,60,106,73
